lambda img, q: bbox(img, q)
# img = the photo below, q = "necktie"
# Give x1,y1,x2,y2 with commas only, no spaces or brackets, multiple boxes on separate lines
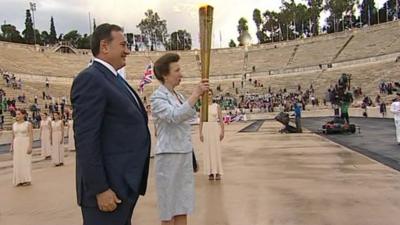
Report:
116,73,140,107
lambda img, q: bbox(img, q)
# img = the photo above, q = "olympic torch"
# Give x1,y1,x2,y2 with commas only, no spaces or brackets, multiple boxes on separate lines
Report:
199,5,213,122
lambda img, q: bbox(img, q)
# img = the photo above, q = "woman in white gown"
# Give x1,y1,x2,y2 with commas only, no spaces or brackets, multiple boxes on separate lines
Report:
67,112,75,151
11,109,33,186
40,112,52,159
200,90,225,180
51,112,64,166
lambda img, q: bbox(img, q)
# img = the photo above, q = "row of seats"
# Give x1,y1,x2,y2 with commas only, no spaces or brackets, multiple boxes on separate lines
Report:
0,21,399,81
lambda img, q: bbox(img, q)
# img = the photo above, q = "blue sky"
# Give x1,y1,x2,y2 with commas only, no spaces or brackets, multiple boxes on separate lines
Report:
0,0,388,48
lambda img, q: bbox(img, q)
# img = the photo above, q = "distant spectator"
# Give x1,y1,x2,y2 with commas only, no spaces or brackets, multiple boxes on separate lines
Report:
9,105,16,117
361,102,368,118
375,94,381,104
17,94,26,103
60,102,65,117
341,101,350,124
380,101,387,118
0,114,4,129
294,101,302,133
54,103,59,112
11,99,16,108
333,104,340,116
49,103,54,114
17,79,22,89
2,98,7,112
311,95,316,107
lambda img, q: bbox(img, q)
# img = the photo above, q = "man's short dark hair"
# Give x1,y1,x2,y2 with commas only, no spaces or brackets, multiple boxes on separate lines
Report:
154,53,180,83
91,23,123,56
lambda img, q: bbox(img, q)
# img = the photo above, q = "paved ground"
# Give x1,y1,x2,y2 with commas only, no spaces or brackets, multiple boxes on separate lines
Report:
1,121,400,225
302,117,400,171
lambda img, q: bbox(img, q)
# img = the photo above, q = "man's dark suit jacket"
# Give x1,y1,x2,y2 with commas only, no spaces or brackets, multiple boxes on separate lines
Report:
71,61,150,207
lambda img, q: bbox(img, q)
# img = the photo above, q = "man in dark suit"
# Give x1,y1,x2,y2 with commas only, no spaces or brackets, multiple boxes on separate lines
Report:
71,23,150,225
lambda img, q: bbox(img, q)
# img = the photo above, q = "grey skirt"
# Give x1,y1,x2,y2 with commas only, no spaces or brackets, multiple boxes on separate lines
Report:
155,152,195,221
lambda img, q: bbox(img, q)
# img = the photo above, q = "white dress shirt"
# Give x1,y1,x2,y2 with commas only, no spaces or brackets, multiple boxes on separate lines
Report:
89,58,126,79
93,58,139,106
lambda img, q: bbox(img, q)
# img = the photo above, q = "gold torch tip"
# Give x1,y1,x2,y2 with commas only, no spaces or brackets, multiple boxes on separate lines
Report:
199,3,213,9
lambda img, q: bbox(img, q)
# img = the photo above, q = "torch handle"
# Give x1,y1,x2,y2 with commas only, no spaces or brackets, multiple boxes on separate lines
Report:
199,5,213,122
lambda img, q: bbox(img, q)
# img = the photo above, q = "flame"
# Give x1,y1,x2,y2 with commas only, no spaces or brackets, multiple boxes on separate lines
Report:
199,3,209,8
198,1,213,8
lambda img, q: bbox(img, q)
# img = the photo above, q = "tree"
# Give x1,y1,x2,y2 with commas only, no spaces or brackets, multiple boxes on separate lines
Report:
229,39,237,48
49,16,57,44
252,0,314,43
168,30,192,50
137,9,168,50
1,24,23,43
34,29,42,45
324,0,356,32
237,17,250,45
253,9,262,30
279,0,302,39
63,30,81,47
22,9,35,44
277,3,296,41
307,0,324,35
253,9,263,43
77,34,91,49
41,31,50,45
380,0,398,22
360,0,378,25
262,10,281,42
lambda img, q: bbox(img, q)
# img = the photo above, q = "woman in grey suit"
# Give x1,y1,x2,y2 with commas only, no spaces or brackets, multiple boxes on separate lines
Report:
151,53,208,225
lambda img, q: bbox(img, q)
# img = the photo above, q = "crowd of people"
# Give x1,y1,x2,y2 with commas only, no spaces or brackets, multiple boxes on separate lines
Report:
212,83,318,114
209,75,400,122
379,81,399,95
2,71,22,89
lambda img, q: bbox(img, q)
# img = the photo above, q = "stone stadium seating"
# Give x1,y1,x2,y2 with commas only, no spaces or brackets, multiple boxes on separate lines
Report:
248,44,295,72
0,21,398,129
0,42,89,77
335,22,400,62
289,36,350,68
0,21,399,81
210,48,244,76
175,52,200,78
